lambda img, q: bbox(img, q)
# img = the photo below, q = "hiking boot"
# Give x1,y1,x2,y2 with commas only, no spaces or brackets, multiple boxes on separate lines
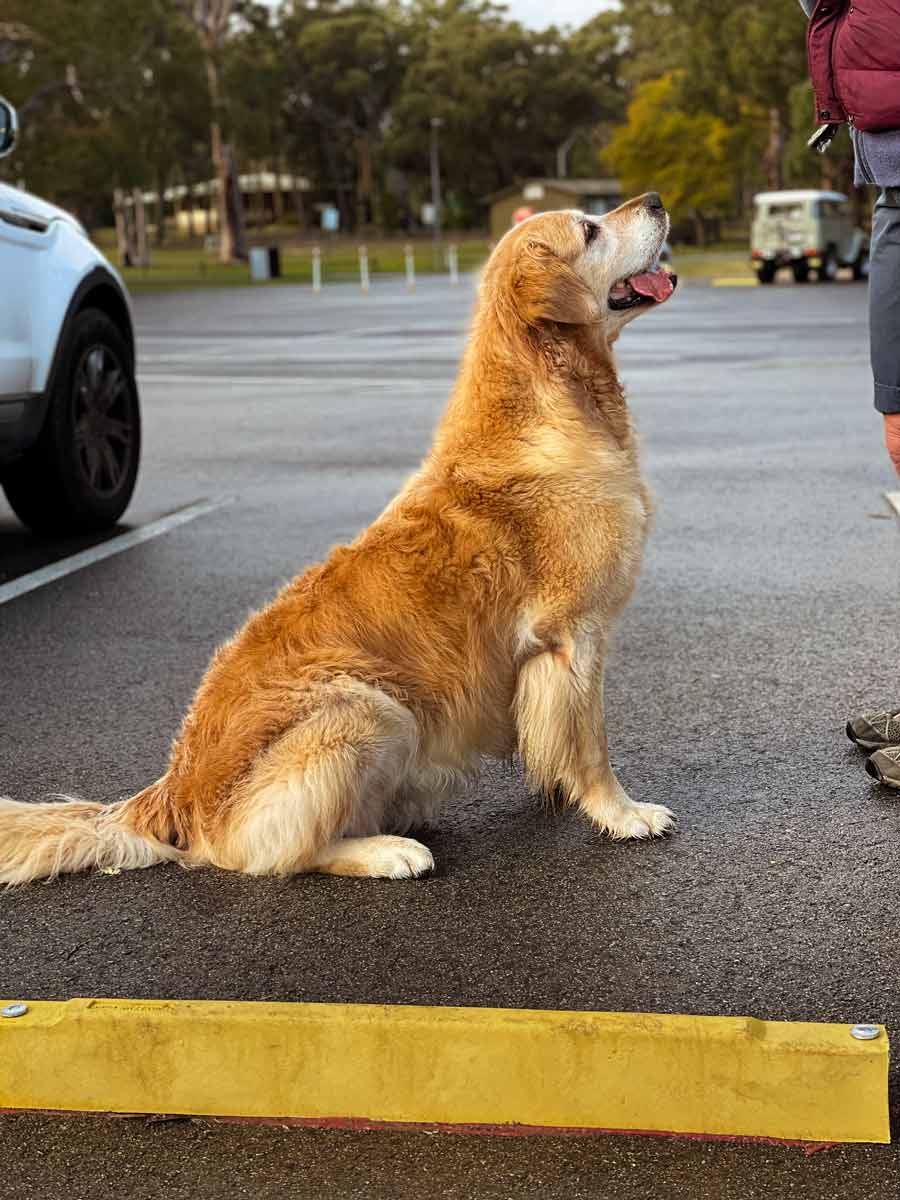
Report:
846,709,900,750
865,745,900,789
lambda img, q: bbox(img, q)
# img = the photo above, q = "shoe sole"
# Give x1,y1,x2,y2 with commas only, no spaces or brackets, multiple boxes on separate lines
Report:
847,721,888,750
865,756,900,788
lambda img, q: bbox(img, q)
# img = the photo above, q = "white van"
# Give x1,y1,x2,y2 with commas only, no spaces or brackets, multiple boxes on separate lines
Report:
750,190,868,285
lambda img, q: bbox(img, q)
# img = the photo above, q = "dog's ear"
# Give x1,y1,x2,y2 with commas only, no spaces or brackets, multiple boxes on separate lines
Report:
511,241,600,326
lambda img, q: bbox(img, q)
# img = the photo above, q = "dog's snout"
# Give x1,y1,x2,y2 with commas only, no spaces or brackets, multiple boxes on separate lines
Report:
643,192,664,212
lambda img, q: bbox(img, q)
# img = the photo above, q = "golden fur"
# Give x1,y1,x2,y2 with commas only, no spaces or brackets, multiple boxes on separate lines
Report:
0,196,677,886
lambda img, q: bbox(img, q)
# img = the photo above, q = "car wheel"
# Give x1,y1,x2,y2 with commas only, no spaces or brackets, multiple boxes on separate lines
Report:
1,308,140,534
816,248,839,282
852,250,869,281
756,261,776,284
792,260,810,283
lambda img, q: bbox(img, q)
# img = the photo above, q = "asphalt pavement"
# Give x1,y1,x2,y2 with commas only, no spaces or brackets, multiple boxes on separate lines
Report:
1,272,899,1196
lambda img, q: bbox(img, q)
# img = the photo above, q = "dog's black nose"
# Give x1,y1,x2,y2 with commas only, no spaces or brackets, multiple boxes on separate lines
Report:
644,192,664,211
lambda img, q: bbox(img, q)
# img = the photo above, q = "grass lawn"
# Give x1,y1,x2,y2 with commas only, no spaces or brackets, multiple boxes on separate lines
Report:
94,234,492,293
668,246,754,281
91,230,755,292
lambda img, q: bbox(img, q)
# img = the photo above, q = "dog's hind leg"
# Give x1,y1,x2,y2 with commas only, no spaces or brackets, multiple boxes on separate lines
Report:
213,681,433,878
514,630,675,840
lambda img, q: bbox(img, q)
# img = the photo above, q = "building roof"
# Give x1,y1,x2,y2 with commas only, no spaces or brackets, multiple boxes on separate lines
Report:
133,173,311,205
753,189,848,203
486,178,622,204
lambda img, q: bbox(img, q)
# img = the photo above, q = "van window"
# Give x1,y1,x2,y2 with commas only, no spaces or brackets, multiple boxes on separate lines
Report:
762,202,805,219
817,199,846,218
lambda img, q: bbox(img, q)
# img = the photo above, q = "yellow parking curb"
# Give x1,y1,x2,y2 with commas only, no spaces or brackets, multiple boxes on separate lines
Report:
711,277,758,287
0,999,889,1143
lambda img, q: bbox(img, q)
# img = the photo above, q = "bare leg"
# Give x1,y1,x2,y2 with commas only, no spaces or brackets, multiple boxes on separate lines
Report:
514,631,674,839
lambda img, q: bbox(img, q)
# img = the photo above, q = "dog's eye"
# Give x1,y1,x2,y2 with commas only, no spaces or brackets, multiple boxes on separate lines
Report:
582,220,599,245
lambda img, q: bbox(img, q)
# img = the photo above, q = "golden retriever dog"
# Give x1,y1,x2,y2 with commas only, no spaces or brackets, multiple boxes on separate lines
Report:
0,194,677,886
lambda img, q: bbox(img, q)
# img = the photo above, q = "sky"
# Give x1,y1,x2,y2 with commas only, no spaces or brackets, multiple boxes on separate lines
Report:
503,0,613,29
268,2,616,31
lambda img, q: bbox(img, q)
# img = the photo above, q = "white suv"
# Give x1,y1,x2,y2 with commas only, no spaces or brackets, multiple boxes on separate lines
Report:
0,97,140,534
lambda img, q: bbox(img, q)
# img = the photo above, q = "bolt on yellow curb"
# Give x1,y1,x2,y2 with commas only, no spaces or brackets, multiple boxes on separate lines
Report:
0,1000,889,1144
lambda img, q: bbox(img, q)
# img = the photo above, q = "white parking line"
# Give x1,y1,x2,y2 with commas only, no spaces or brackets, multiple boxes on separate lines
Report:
887,492,900,519
137,375,451,388
0,497,231,606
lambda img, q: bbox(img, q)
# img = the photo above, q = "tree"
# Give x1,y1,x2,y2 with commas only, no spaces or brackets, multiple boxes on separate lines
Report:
280,0,409,233
606,73,736,243
609,0,819,215
177,0,248,261
0,0,208,231
389,0,619,227
720,1,808,190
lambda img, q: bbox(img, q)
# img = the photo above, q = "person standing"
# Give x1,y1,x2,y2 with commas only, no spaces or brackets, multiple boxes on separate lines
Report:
799,0,900,786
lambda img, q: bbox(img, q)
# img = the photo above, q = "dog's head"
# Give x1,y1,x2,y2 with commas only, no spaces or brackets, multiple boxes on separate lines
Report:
483,194,677,343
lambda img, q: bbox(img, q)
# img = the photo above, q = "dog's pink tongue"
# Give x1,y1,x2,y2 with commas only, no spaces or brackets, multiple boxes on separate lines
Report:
629,270,674,303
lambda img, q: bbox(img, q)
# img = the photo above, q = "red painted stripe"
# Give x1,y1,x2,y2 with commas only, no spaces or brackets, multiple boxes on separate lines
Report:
0,1108,839,1153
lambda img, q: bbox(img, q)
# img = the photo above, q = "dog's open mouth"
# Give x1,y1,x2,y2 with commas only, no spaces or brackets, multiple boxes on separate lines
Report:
608,267,677,311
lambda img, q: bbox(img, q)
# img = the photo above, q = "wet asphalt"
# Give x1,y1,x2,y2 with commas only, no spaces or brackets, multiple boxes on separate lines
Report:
0,273,898,1196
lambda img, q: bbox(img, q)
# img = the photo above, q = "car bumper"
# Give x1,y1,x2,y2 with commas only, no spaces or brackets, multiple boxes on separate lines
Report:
752,249,822,267
0,391,47,465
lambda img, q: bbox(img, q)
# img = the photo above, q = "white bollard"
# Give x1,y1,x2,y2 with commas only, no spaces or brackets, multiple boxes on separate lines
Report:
359,244,370,293
448,243,459,285
312,245,322,293
404,243,416,291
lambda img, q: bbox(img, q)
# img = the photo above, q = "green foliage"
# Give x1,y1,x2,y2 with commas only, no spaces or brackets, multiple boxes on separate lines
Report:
606,74,736,237
0,0,857,236
0,0,210,226
388,1,618,226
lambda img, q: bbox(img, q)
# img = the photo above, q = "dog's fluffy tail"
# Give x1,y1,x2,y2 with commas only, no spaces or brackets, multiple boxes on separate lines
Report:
0,788,182,887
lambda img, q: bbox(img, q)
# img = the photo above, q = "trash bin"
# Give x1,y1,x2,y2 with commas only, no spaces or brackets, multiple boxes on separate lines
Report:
249,246,282,281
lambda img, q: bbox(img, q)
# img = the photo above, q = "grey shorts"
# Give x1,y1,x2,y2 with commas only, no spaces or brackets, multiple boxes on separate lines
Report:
871,188,900,415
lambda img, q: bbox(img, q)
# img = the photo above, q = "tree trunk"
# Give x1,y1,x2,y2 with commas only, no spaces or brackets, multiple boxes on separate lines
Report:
254,171,266,227
131,187,149,267
188,184,200,240
205,55,247,262
692,209,706,247
113,189,133,267
221,142,248,258
155,168,167,246
356,135,372,233
272,156,285,221
764,106,784,191
291,176,307,233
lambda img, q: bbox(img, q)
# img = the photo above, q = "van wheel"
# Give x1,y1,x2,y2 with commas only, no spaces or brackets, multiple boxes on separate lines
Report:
816,248,839,282
1,308,141,534
756,261,776,284
792,260,810,283
852,250,869,281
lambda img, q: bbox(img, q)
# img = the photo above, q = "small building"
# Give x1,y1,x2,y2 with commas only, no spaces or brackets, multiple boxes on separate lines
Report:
486,178,624,240
130,173,312,236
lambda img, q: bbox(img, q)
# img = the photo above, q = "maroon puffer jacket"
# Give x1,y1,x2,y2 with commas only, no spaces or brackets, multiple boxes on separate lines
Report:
808,0,900,131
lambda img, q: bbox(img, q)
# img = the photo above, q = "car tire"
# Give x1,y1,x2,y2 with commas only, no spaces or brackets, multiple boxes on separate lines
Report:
756,261,776,284
816,248,839,282
852,250,869,281
1,308,140,534
792,260,810,283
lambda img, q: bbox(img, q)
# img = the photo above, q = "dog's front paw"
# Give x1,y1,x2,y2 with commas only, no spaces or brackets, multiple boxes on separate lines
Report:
365,835,436,878
619,801,676,839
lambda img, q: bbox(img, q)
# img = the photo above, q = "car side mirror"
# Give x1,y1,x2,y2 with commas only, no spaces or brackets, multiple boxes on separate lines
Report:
0,99,18,159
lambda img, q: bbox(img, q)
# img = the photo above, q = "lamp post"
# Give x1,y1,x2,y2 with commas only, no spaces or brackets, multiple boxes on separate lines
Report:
429,116,443,263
